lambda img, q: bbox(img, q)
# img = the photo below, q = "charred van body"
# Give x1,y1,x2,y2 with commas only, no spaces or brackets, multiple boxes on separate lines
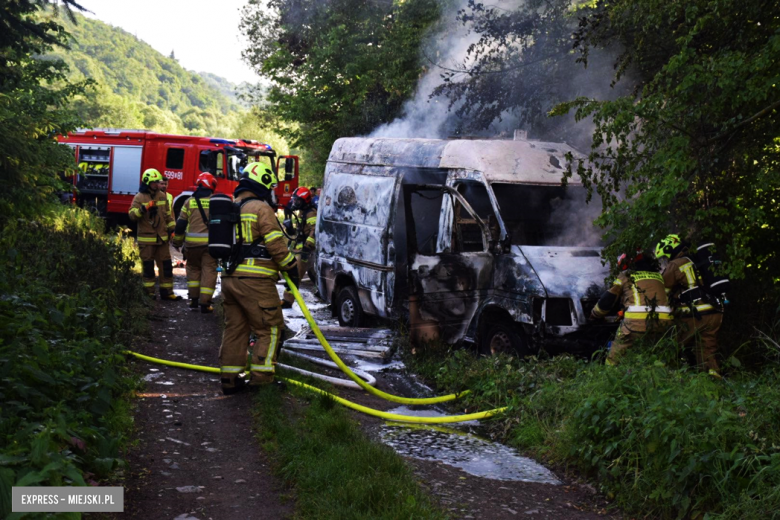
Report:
315,137,618,355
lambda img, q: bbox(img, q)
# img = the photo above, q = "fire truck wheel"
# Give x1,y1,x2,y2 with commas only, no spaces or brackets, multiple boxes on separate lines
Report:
481,322,527,357
336,285,364,328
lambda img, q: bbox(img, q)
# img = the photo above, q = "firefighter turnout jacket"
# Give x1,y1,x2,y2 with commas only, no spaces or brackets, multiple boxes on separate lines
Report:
293,207,317,254
173,194,211,248
662,256,721,315
592,271,673,320
129,190,174,244
225,192,296,278
592,270,672,364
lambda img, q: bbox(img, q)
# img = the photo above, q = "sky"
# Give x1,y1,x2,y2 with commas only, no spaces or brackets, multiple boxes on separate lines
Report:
80,0,259,85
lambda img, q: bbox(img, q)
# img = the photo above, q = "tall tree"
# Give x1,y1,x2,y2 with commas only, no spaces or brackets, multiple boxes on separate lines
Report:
0,0,88,219
240,0,440,173
552,0,780,288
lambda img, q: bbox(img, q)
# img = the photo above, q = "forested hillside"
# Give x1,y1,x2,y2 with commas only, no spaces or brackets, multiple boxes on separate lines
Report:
46,11,240,136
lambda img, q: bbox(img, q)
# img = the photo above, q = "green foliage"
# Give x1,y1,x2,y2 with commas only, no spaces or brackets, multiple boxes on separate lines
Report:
253,369,444,519
406,336,780,518
241,0,441,173
0,0,88,222
47,11,242,136
554,0,780,290
0,206,147,518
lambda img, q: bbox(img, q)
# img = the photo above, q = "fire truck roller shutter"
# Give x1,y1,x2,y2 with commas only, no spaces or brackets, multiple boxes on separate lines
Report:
110,146,144,195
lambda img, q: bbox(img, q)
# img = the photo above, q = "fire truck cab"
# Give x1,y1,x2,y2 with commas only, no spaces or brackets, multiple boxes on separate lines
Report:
58,129,299,222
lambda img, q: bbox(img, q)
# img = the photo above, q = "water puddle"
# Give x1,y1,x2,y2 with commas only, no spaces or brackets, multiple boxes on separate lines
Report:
380,407,560,484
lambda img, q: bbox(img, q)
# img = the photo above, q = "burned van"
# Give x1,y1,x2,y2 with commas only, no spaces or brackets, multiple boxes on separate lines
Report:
315,137,617,354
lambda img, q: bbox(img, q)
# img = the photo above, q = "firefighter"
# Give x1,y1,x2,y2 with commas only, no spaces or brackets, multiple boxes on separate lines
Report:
160,176,174,217
128,168,180,300
281,186,317,308
219,162,299,394
172,172,218,313
590,250,672,365
656,234,724,377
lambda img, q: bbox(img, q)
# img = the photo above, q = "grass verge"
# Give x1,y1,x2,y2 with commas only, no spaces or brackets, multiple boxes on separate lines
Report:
252,362,445,520
404,331,780,519
0,206,147,517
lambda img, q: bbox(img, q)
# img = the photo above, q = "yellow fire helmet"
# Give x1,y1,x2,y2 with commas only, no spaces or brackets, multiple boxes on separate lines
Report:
242,162,278,190
141,168,164,185
655,234,682,259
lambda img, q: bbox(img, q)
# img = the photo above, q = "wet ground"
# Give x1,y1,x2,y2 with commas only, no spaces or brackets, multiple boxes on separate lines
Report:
114,253,614,519
278,279,615,519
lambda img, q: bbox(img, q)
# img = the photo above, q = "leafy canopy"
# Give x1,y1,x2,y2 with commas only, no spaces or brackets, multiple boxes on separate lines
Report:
552,0,780,286
240,0,440,173
0,0,87,220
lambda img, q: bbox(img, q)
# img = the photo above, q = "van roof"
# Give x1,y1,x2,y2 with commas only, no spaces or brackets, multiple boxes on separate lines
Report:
327,137,587,185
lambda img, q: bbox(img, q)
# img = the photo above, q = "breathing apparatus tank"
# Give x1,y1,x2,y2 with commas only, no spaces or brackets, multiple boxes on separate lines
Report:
208,193,237,261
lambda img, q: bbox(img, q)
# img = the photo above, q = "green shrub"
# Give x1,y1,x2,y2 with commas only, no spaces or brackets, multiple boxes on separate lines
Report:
405,334,780,518
0,205,146,517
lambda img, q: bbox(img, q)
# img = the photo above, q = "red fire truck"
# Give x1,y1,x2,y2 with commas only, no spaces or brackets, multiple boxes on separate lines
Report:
58,129,299,222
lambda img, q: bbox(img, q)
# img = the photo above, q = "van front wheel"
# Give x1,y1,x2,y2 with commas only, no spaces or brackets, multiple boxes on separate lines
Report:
336,285,364,328
480,322,527,356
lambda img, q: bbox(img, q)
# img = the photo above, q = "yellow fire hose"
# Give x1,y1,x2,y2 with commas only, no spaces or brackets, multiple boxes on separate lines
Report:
281,272,470,405
124,351,505,424
123,272,507,423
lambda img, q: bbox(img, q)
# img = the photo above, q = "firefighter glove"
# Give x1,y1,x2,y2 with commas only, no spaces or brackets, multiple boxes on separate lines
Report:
285,266,300,290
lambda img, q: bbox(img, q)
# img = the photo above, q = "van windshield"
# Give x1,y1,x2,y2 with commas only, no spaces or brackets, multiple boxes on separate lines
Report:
490,183,603,247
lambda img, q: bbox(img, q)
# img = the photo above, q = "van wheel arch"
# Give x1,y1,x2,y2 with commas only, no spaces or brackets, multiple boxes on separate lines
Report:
478,307,529,357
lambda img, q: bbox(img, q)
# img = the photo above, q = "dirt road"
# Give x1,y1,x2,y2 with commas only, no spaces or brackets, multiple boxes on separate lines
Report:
115,265,293,520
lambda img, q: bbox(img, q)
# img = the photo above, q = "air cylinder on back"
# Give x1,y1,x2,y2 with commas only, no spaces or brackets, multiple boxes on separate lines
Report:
208,193,237,260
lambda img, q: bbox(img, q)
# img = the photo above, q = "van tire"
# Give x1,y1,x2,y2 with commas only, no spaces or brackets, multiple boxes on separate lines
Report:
336,285,364,328
480,322,527,356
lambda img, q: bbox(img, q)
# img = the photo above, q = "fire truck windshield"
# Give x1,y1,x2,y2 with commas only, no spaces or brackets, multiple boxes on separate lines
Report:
227,152,273,178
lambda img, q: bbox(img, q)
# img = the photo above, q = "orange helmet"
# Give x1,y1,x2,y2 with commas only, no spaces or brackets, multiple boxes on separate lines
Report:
196,172,217,191
291,186,312,209
617,249,644,271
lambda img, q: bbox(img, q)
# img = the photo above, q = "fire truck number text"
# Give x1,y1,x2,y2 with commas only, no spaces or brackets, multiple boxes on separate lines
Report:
165,171,183,180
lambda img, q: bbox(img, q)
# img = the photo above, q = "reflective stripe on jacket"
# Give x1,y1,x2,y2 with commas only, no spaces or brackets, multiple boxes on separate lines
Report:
592,271,670,319
226,192,296,279
174,195,211,246
662,257,717,313
292,207,317,253
129,190,173,243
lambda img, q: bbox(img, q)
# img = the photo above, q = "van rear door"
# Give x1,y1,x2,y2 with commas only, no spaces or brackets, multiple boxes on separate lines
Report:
404,184,493,344
318,171,399,317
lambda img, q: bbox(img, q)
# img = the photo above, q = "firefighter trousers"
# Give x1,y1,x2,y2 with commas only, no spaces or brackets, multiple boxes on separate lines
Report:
140,243,173,296
678,313,722,372
184,246,217,304
608,317,671,365
219,276,285,389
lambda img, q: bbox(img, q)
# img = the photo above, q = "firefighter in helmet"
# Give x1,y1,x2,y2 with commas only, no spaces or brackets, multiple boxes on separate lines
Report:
219,162,298,394
160,176,174,217
590,249,672,365
128,168,180,300
656,234,724,377
281,186,317,308
172,172,219,313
